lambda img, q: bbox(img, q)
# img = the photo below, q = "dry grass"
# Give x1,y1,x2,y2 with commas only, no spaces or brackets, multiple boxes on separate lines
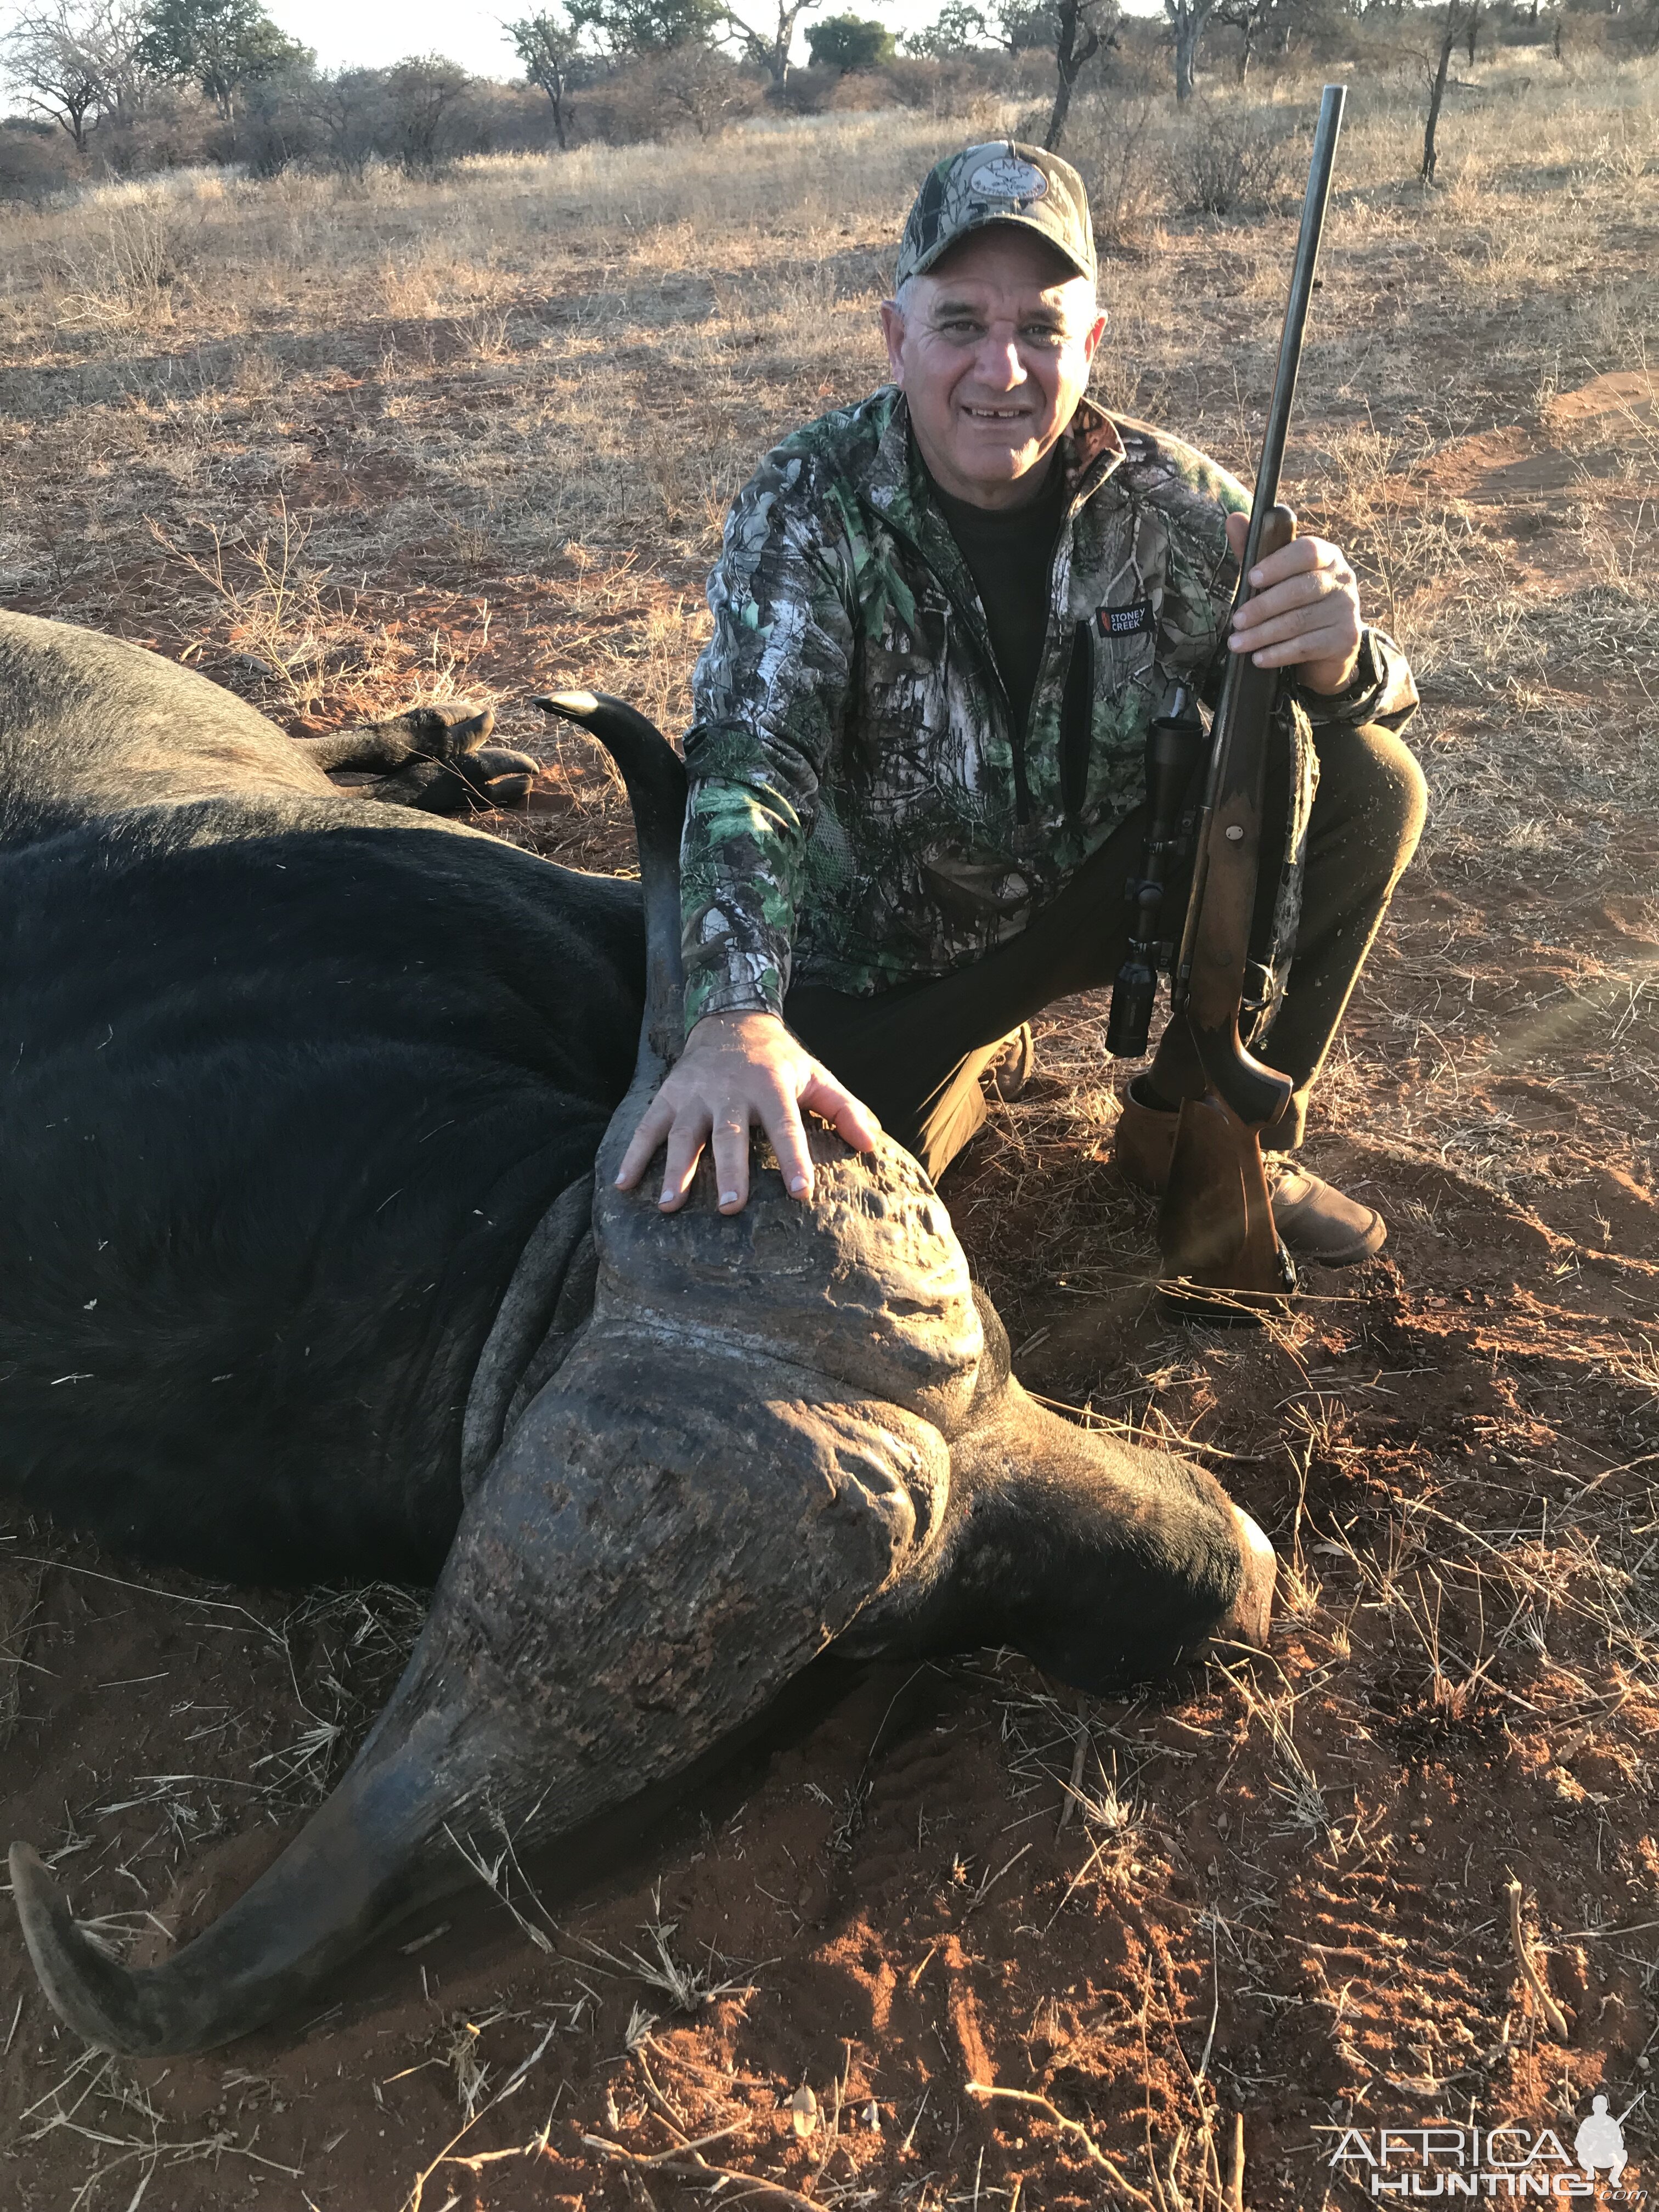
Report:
1,46,1657,2212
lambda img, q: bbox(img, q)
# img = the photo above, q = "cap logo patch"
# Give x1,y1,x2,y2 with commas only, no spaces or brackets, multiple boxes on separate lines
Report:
968,156,1048,205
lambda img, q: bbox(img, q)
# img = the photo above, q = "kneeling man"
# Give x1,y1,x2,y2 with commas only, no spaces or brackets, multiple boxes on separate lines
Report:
621,142,1424,1263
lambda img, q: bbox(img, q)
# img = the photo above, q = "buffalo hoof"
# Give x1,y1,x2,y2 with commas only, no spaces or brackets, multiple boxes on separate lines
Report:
1216,1505,1276,1649
301,704,539,815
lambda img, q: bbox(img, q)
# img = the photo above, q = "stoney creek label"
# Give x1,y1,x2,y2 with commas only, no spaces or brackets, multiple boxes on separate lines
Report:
1098,601,1155,639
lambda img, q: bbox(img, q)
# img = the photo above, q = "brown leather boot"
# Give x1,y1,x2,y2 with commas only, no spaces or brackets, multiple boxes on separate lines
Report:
1111,1076,1387,1267
1263,1160,1387,1266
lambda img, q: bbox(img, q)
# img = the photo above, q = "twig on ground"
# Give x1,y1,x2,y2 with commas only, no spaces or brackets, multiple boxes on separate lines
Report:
400,2019,559,2211
965,1841,1032,1916
1226,2110,1245,2212
581,2131,826,2209
1505,1877,1571,2041
1057,1707,1090,1837
964,2084,1156,2209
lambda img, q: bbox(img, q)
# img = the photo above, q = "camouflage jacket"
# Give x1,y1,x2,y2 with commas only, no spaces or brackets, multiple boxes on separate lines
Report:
681,386,1418,1028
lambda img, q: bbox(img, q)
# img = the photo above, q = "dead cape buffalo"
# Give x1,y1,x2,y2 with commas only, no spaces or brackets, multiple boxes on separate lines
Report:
1,607,1276,2057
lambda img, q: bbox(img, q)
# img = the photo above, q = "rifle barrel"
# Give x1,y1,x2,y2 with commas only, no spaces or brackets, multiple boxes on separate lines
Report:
1237,82,1347,579
1172,84,1347,1038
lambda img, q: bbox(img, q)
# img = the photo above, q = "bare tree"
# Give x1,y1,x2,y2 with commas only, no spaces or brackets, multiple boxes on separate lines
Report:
507,9,582,146
1044,0,1118,151
1,0,146,152
658,40,753,128
383,53,470,174
136,0,309,123
719,0,826,84
297,65,385,178
1215,0,1275,82
1163,0,1220,100
1421,0,1464,182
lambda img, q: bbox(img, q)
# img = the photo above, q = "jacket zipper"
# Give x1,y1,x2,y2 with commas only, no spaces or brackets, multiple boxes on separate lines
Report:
876,512,1027,820
1059,617,1094,817
1016,524,1078,827
863,481,1090,832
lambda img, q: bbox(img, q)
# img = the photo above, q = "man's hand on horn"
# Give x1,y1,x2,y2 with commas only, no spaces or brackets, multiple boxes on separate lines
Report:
1223,510,1364,697
614,1010,882,1215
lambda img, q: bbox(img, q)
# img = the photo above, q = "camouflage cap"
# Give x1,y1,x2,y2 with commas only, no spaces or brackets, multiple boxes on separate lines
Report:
895,141,1096,290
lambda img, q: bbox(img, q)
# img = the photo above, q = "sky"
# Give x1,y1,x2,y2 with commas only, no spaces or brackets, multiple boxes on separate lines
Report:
257,0,950,75
1,0,1165,105
0,1,971,100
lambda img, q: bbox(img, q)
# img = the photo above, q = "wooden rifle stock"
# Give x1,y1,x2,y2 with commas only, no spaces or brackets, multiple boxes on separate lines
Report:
1158,84,1348,1314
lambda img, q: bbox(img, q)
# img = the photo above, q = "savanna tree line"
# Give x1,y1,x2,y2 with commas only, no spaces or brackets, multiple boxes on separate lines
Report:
0,0,1650,193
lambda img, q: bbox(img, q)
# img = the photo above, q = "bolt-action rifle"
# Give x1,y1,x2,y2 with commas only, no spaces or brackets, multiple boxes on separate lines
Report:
1107,83,1348,1314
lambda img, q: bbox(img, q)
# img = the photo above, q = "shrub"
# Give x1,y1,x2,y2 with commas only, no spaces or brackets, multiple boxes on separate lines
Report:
46,190,188,336
87,84,221,177
805,14,898,71
582,47,760,142
1068,90,1160,247
764,62,844,112
877,54,993,111
0,118,80,202
384,54,473,175
295,66,386,179
1165,105,1290,216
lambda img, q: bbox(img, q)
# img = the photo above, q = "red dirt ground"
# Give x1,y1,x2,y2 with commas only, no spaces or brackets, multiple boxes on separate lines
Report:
2,385,1656,2212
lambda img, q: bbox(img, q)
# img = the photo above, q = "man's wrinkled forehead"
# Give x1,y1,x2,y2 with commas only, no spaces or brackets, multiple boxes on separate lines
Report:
912,229,1098,316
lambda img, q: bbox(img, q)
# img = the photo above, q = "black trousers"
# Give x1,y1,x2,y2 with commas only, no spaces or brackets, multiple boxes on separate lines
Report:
785,722,1427,1184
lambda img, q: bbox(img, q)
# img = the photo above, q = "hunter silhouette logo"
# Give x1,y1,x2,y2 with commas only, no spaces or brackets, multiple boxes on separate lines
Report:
1324,2097,1643,2197
1576,2097,1628,2187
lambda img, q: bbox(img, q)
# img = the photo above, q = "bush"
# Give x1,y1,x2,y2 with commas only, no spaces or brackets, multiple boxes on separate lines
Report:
87,86,221,177
211,64,320,176
1066,91,1160,246
1165,106,1290,215
763,60,902,113
580,47,760,142
648,44,759,136
805,14,898,71
384,54,475,174
877,54,995,111
294,66,386,178
46,191,188,337
764,63,845,112
0,119,80,202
